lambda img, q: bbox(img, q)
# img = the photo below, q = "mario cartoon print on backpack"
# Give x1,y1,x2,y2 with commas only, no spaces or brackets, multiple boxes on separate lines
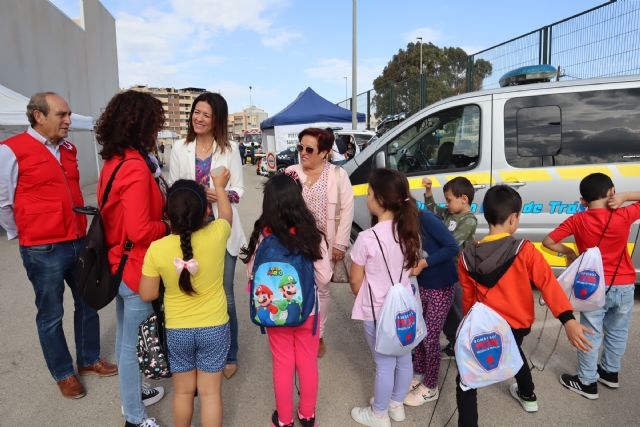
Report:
249,233,317,331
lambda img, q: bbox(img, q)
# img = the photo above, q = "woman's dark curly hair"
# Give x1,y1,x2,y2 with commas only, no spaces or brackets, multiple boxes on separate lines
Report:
96,90,165,159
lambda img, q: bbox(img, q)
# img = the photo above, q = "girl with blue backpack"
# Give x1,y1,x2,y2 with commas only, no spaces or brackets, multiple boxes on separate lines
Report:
138,170,232,427
241,173,332,427
349,168,424,427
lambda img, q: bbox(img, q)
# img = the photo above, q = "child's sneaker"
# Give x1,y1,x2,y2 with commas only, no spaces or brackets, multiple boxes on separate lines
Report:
369,397,405,422
142,383,165,406
351,406,391,427
559,374,599,399
271,410,294,427
297,410,316,427
597,365,619,389
403,384,439,406
509,383,538,412
124,418,161,427
408,377,421,392
441,342,455,360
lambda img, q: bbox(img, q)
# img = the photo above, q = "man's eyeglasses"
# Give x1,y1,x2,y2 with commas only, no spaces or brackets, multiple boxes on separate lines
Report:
296,144,316,154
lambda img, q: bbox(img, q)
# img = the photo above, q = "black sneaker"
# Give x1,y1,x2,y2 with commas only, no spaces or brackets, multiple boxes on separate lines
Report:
298,410,316,427
271,410,294,427
141,384,165,406
124,418,161,427
597,365,619,389
559,374,599,399
441,342,455,360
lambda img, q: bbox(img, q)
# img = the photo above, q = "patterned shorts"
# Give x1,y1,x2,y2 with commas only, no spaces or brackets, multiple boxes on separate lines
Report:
166,323,230,373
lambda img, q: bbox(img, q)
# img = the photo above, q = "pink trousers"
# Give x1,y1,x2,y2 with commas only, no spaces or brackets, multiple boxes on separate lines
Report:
267,315,320,424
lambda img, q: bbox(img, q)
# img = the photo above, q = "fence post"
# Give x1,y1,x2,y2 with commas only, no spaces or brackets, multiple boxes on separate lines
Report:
366,90,371,130
466,55,474,92
542,26,550,64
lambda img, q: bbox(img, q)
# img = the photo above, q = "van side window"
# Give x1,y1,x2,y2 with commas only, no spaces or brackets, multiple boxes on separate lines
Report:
505,88,640,167
387,105,480,175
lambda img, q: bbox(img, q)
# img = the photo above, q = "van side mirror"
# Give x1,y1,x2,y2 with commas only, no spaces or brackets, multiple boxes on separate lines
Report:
374,151,386,169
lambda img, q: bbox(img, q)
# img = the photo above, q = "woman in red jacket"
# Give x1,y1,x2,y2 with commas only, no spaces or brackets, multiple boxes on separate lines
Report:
96,91,169,427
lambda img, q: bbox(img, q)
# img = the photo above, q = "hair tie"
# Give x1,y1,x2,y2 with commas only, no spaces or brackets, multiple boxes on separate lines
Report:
404,197,410,202
174,257,199,275
168,185,207,218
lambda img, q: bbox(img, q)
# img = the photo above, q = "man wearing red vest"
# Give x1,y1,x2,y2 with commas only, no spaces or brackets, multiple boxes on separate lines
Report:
0,92,117,398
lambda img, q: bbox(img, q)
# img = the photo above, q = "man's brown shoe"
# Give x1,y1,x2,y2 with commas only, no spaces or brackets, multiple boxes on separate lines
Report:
57,375,86,399
78,359,118,377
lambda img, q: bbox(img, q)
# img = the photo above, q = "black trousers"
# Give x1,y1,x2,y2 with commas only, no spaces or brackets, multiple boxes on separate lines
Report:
456,328,533,427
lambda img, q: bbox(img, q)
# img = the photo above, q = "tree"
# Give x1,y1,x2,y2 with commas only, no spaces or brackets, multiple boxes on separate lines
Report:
372,42,492,118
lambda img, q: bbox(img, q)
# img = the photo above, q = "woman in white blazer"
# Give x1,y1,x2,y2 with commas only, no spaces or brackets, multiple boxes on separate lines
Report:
169,92,246,379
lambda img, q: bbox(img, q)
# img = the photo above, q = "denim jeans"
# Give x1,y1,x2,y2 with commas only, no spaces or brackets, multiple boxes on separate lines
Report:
578,284,635,384
19,238,100,381
224,250,239,364
116,282,153,424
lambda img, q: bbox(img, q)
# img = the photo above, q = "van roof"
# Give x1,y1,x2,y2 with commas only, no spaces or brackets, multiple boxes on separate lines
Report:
426,74,640,110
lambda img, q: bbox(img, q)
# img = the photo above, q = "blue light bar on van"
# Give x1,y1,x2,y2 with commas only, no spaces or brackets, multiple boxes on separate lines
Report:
499,64,557,87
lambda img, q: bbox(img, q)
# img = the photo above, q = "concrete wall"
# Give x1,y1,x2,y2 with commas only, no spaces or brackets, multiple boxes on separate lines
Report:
0,0,119,185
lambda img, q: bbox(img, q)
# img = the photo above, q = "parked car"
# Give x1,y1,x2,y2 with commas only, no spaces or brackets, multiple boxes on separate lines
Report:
334,129,376,151
276,146,298,172
375,112,407,137
345,69,640,279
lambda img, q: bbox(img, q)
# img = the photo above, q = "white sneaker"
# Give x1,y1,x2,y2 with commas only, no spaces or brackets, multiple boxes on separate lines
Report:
403,384,439,406
351,406,391,427
408,377,421,392
139,418,162,427
509,383,539,412
369,397,406,422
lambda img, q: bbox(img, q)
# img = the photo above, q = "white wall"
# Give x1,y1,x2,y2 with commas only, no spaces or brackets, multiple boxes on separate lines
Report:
0,0,119,185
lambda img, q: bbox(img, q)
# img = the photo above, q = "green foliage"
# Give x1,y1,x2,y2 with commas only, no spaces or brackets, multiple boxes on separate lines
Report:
372,42,492,118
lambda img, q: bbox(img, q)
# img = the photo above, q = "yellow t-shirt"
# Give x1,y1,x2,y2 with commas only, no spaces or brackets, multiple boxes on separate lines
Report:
142,219,231,329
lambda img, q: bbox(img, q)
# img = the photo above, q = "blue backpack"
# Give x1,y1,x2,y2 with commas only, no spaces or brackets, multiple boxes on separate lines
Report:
249,234,318,334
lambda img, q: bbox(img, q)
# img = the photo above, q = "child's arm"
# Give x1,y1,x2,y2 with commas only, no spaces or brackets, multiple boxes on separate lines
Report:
139,275,161,302
542,215,578,262
211,167,232,225
421,212,459,267
608,191,640,209
349,262,365,296
412,259,428,276
422,177,447,217
452,215,477,249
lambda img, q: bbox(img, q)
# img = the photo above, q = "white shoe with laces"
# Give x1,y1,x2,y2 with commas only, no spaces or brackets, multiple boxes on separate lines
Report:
369,397,405,422
142,382,165,406
403,384,439,406
351,406,391,427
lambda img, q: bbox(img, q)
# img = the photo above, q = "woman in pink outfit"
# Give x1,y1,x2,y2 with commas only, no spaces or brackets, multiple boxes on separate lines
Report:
285,127,354,357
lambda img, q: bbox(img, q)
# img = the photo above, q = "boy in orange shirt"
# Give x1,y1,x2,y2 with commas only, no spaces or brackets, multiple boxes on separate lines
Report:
456,185,592,427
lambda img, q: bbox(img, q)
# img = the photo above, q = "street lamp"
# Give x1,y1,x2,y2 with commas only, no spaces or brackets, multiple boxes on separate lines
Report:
249,85,253,107
344,76,348,104
416,37,423,75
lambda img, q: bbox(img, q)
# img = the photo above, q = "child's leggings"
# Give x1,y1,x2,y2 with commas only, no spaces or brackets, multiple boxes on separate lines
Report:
267,315,320,424
413,286,454,389
363,320,413,414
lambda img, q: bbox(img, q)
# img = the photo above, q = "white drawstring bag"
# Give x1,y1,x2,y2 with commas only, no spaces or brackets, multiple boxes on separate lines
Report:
368,231,427,356
455,302,523,389
557,247,605,312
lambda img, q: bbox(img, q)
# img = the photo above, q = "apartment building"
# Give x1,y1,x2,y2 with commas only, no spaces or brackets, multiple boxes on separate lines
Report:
228,105,269,140
130,85,206,138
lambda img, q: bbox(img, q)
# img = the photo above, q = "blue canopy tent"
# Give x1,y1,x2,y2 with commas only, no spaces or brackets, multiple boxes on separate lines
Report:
260,87,365,155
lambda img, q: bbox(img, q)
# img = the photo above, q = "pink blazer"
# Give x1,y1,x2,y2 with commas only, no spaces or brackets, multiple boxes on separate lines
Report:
286,163,354,250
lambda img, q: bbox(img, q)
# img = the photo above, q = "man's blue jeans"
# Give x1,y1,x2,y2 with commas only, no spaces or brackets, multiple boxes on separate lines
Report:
578,284,635,384
224,250,239,364
116,282,153,424
19,238,100,381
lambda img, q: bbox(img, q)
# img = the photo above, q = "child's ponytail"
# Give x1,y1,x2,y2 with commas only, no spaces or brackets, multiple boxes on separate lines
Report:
368,168,421,270
166,179,208,296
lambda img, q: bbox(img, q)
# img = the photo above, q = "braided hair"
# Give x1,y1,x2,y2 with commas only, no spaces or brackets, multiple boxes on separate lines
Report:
166,180,207,295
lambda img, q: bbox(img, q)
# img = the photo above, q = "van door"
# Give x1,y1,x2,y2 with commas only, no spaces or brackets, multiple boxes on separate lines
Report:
381,96,493,235
493,86,640,276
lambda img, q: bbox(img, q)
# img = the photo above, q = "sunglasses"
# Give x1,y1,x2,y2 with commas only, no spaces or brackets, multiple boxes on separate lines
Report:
296,144,316,154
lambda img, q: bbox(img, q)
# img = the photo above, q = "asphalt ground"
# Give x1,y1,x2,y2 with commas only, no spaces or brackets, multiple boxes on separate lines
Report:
1,161,639,426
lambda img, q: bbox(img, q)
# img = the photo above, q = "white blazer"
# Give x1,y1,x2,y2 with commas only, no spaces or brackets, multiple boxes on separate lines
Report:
169,138,247,256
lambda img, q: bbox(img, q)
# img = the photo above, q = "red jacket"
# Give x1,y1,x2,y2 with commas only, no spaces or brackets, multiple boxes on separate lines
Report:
98,149,166,293
2,132,86,246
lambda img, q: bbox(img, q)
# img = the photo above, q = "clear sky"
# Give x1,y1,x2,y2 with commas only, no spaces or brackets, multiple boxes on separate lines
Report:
50,0,604,115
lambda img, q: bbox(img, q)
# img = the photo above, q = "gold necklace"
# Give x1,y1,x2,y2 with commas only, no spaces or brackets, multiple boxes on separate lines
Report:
196,138,214,156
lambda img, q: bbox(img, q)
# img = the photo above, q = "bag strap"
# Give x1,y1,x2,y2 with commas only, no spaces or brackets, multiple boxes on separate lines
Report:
596,210,614,248
372,229,403,285
101,158,136,209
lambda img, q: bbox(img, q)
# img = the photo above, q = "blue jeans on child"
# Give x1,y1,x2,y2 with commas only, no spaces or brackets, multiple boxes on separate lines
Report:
223,250,239,364
363,320,413,414
19,238,100,381
115,282,153,425
578,284,635,384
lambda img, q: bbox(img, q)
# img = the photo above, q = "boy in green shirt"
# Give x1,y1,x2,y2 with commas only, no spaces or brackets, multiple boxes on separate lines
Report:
422,176,477,358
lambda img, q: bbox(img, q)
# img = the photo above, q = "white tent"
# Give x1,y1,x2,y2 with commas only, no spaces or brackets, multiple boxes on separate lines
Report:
0,83,94,135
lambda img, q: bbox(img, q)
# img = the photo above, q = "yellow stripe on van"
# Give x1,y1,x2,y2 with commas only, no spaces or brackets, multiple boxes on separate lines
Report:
445,172,493,185
499,169,552,182
351,177,442,197
617,165,640,177
352,184,368,196
556,166,612,180
533,242,635,268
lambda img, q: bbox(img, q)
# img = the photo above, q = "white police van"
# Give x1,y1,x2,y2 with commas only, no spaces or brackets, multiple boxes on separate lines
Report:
344,67,640,279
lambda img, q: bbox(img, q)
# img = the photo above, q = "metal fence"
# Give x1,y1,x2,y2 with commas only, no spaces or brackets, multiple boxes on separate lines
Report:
340,0,640,130
466,0,640,90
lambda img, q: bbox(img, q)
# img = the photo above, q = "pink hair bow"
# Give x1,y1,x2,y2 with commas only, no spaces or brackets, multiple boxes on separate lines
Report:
174,257,199,275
